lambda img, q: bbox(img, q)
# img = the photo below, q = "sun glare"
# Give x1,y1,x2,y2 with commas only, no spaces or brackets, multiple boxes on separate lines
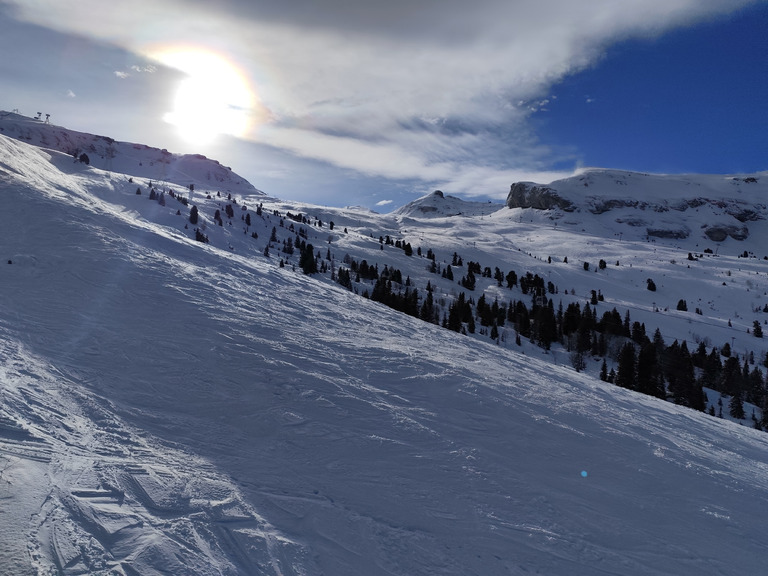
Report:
153,48,257,145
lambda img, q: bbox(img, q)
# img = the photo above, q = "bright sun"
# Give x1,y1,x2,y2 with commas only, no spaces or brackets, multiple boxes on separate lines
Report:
154,48,257,145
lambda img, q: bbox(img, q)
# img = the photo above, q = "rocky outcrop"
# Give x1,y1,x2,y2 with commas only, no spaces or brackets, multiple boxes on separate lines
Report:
646,227,690,239
726,207,763,223
703,225,750,242
588,198,641,214
506,183,574,211
590,197,715,215
615,217,648,227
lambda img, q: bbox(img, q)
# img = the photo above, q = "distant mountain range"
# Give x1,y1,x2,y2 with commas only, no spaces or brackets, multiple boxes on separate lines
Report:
397,166,767,243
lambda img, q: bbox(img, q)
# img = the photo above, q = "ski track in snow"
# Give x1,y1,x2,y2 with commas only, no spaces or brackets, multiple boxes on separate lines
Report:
2,126,768,574
0,340,311,576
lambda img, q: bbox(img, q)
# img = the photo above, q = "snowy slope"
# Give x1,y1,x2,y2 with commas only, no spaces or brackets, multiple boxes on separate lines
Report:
506,168,768,243
387,172,768,372
0,110,259,196
2,129,768,575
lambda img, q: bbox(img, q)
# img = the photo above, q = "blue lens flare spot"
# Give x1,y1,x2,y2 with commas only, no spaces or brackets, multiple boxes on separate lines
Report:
581,470,588,478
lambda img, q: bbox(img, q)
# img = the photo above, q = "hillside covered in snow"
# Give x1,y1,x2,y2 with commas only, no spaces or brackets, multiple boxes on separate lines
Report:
506,168,768,243
1,113,768,575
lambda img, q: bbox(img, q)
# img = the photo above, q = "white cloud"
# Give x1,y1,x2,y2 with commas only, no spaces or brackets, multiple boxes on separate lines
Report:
375,199,393,207
5,0,758,192
130,64,156,74
114,71,129,79
65,89,76,98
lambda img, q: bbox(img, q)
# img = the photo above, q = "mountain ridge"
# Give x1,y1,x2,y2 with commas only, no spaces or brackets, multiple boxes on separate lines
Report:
505,168,767,242
0,110,259,196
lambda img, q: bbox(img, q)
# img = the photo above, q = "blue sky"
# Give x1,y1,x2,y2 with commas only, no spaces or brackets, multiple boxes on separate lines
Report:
535,4,768,175
0,0,765,210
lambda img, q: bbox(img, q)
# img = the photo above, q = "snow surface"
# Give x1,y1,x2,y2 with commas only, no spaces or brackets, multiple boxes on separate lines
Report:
2,116,768,575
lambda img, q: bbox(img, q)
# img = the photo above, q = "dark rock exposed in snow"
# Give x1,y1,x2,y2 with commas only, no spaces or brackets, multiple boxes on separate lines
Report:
703,225,750,242
506,182,575,211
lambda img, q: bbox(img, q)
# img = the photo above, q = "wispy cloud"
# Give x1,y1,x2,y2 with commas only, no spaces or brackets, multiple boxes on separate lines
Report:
5,0,758,195
130,64,156,74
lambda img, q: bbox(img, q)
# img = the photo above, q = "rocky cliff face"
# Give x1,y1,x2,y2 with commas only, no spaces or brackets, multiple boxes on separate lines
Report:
506,182,575,211
506,170,767,242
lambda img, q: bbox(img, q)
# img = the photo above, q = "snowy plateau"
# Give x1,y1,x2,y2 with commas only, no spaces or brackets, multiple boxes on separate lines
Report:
1,111,768,575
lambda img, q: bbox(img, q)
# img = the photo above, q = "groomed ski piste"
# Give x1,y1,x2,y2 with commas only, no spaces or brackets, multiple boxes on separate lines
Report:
1,113,768,575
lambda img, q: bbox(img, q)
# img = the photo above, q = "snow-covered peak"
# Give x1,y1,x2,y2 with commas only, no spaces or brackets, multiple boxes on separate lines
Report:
510,168,767,209
395,189,501,219
508,168,768,242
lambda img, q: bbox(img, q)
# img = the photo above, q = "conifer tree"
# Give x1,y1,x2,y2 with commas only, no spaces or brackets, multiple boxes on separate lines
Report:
637,341,665,398
730,390,745,419
461,269,476,290
700,348,723,389
616,342,636,389
534,301,558,350
747,366,765,406
721,356,743,396
420,290,435,323
447,295,464,332
761,396,768,429
652,328,666,356
299,243,318,274
666,341,704,409
622,310,631,337
515,301,531,338
570,351,586,372
575,317,592,354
